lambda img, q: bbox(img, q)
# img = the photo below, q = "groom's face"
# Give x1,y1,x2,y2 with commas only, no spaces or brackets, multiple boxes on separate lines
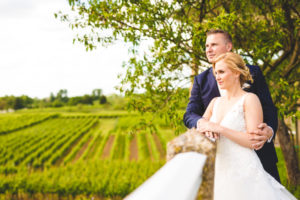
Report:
205,33,232,63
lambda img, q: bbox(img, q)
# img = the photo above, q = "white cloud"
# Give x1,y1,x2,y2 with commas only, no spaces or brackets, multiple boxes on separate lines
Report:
0,0,36,18
0,0,131,98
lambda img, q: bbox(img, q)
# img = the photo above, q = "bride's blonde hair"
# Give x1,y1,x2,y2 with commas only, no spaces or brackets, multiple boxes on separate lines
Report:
212,52,253,87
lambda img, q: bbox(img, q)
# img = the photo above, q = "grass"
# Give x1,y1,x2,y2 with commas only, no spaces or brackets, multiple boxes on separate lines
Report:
276,147,300,198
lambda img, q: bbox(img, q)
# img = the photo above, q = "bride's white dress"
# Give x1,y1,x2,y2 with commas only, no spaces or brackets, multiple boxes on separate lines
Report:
210,94,297,200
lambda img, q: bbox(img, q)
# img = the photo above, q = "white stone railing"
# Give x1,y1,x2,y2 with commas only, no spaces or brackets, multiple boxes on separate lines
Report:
125,152,207,200
125,129,216,200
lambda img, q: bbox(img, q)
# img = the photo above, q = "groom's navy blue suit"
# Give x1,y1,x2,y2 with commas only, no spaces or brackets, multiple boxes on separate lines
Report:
183,65,280,182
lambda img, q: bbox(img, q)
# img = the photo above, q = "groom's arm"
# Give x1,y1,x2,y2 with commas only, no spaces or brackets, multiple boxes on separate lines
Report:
247,65,278,150
251,65,278,136
183,76,206,129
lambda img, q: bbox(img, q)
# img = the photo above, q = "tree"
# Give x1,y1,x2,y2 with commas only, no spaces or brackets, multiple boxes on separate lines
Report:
0,99,6,111
81,94,94,105
19,95,34,108
58,0,300,185
68,96,82,106
92,89,102,100
56,89,68,103
49,92,55,102
99,95,107,104
13,97,24,110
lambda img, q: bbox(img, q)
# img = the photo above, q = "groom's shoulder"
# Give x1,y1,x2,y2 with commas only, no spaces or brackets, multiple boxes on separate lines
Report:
246,64,265,79
195,67,212,80
246,64,261,72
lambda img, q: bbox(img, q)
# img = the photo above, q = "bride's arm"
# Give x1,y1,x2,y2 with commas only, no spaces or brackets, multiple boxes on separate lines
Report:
197,98,218,138
244,93,264,139
219,93,262,148
202,97,217,121
198,93,263,149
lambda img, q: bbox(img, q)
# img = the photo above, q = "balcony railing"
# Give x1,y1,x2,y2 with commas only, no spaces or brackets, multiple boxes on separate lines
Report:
125,129,216,200
125,152,207,200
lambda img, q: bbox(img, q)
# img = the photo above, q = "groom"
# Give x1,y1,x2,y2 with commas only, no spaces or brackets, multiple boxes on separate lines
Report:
183,29,281,182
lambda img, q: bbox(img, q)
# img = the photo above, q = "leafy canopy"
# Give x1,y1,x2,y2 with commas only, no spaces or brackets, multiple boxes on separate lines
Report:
57,0,300,132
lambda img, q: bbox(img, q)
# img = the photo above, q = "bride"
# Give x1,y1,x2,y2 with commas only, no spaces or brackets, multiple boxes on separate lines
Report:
198,52,296,200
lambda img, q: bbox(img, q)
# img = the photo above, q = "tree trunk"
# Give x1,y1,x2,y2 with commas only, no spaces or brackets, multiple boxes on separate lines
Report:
277,118,300,185
189,61,199,97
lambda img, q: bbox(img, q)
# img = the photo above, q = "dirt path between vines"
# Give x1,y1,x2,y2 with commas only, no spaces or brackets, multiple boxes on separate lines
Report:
153,133,165,159
72,136,93,163
129,134,138,161
55,132,87,166
146,134,154,161
101,135,115,158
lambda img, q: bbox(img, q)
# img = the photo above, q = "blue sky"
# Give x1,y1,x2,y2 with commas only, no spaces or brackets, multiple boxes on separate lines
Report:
0,0,132,98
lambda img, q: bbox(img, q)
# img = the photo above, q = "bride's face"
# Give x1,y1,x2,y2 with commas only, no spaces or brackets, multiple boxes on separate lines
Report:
214,59,240,89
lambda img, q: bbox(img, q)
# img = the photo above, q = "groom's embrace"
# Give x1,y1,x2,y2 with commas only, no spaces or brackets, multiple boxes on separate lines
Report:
183,29,280,183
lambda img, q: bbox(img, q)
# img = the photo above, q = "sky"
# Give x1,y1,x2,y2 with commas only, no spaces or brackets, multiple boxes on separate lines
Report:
0,0,134,98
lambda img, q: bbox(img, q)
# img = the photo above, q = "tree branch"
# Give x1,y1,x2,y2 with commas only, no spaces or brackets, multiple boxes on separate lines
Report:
284,60,300,79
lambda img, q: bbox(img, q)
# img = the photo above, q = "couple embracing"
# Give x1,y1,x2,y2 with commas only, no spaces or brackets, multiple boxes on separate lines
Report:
183,29,296,199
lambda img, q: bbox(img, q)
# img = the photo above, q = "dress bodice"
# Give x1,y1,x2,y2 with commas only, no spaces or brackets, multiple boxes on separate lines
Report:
211,94,296,200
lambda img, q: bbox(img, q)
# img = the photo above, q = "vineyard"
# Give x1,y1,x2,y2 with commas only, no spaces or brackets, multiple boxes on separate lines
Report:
0,112,177,199
1,112,298,199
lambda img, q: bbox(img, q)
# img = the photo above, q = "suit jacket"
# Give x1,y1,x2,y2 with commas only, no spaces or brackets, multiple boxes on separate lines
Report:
183,65,278,166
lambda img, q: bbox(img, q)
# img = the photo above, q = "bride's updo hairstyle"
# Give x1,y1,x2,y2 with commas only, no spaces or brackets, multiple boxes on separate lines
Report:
212,52,253,87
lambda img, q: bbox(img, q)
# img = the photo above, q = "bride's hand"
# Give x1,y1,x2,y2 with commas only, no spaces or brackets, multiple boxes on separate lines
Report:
205,131,219,139
197,118,220,133
197,119,220,139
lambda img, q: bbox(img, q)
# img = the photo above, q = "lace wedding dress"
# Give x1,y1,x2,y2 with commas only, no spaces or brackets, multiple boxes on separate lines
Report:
210,94,297,200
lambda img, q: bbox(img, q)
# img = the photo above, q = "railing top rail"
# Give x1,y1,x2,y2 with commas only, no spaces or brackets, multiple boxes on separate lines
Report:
125,152,207,200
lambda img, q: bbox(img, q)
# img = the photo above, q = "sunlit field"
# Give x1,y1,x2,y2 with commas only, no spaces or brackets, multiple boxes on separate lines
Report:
0,106,298,199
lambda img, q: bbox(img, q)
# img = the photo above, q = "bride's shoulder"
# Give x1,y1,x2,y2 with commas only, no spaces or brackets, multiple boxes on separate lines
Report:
244,92,261,106
206,97,220,110
211,96,220,102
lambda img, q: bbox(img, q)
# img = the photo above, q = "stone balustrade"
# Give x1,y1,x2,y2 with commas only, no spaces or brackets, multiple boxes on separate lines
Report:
125,128,216,200
167,128,216,200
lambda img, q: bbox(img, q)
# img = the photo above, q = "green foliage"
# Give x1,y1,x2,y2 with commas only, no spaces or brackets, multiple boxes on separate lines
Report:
106,94,129,110
0,113,58,135
57,0,299,133
0,112,297,198
0,95,34,110
110,133,126,160
0,117,97,167
0,112,174,198
99,95,107,104
276,148,300,199
137,132,150,160
0,88,109,110
0,160,164,198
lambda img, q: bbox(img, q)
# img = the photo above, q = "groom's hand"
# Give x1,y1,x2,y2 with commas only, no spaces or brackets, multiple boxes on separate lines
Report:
250,123,273,150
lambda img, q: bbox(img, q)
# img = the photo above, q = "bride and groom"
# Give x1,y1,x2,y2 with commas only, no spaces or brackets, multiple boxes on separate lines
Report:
183,29,296,199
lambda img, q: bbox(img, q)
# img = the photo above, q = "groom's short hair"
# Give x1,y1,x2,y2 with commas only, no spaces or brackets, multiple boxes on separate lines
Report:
206,29,232,44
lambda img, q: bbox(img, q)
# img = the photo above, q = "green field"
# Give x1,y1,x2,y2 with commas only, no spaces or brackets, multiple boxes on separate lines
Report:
0,110,176,200
0,109,299,199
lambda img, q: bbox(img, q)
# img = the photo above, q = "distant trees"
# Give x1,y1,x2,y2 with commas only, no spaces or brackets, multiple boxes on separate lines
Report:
0,95,34,111
92,89,102,100
68,95,93,106
66,89,107,106
48,88,107,107
0,89,108,111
